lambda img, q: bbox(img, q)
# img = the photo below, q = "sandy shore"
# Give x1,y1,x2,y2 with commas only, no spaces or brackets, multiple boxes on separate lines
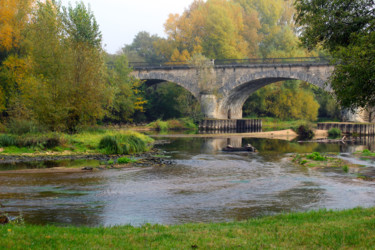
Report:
151,129,329,141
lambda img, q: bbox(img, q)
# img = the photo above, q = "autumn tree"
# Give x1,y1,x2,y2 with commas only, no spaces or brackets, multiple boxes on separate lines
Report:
0,0,34,118
163,0,252,60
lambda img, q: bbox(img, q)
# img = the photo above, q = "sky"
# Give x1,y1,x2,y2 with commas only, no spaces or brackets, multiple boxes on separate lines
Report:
60,0,194,54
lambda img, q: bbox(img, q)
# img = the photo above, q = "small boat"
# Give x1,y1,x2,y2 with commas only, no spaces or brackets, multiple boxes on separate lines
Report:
222,144,257,152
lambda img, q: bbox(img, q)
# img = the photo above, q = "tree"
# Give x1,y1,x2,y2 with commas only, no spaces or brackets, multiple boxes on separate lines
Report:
122,31,165,63
163,0,252,59
104,53,147,123
0,0,33,60
295,0,375,109
61,1,109,132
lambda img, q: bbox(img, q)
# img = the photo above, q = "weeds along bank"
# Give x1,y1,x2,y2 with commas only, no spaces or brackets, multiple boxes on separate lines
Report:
1,207,374,248
0,130,153,155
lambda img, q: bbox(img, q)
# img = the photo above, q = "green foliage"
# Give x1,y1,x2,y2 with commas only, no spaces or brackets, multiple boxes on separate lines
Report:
98,136,122,154
148,118,197,131
243,82,320,121
122,31,165,63
361,149,375,157
98,132,152,155
297,124,314,140
306,152,326,161
295,0,375,110
117,157,137,164
260,117,312,131
144,82,201,122
342,165,349,173
328,128,342,138
7,119,43,135
0,134,16,147
107,159,114,165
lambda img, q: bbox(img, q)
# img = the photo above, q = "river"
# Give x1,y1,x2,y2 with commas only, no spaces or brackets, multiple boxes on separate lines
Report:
1,137,375,226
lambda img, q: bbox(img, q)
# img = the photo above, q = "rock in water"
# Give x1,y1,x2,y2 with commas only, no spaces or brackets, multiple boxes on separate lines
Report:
0,215,9,224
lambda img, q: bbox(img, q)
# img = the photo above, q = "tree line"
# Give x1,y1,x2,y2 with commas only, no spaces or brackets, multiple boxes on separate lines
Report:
3,0,363,133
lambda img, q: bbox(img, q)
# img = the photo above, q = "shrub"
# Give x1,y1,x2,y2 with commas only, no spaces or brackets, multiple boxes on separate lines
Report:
16,134,62,149
118,134,148,154
167,120,184,130
179,118,197,130
328,128,342,138
306,152,326,161
297,125,314,140
98,132,153,155
362,149,375,157
98,136,122,154
342,165,349,173
7,119,43,135
0,134,17,147
117,157,137,164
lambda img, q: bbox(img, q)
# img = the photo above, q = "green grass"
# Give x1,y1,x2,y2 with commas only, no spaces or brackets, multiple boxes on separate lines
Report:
1,207,375,249
147,118,197,131
306,152,327,161
328,127,342,138
117,157,137,164
259,117,316,132
0,130,154,156
361,149,375,157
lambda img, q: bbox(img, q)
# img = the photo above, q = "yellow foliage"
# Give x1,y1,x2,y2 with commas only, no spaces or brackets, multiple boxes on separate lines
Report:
0,0,33,51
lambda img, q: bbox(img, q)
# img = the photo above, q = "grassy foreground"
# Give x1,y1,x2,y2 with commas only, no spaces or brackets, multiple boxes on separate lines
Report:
1,207,375,249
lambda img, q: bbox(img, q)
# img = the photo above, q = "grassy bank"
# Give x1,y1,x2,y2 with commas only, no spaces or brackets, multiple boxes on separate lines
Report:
259,117,315,132
0,130,154,155
1,207,375,248
147,118,197,131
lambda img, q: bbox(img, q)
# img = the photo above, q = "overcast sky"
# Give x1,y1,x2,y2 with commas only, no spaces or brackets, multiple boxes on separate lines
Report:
60,0,194,54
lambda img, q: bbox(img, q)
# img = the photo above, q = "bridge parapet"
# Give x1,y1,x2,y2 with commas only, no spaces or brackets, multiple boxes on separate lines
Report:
129,57,331,70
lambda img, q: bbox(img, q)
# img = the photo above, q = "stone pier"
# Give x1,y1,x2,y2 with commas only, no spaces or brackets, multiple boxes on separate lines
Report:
199,119,262,133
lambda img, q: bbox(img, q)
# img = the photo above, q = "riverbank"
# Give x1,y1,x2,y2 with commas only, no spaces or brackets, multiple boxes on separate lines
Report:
151,129,329,141
1,207,374,248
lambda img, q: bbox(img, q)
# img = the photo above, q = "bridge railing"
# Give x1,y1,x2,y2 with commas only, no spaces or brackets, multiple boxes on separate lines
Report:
129,57,330,69
214,57,330,66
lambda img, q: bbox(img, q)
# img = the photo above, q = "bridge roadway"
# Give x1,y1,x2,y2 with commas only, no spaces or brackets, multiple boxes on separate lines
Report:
130,57,334,119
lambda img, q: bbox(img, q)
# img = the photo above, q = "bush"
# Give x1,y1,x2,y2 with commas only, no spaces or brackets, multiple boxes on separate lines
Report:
328,128,342,138
306,152,326,161
98,132,153,155
98,136,122,154
179,118,197,130
16,134,62,149
148,120,169,131
297,125,314,140
0,134,17,147
7,119,43,135
118,134,148,154
167,120,185,130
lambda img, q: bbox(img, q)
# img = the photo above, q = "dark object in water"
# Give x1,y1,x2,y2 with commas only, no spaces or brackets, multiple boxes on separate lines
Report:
223,144,256,152
0,215,9,224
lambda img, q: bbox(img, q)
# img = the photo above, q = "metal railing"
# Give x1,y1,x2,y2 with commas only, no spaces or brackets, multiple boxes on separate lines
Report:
129,57,331,69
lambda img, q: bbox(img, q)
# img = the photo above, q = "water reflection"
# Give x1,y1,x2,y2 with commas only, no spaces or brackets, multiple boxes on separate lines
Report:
1,137,375,226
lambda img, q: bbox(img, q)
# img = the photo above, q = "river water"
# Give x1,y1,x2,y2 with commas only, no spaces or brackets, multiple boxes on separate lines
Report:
1,137,375,226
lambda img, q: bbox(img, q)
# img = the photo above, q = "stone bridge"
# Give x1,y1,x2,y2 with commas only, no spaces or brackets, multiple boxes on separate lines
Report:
130,57,334,119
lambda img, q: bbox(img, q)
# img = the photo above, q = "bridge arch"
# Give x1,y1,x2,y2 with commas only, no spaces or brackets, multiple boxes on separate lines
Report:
219,70,331,119
132,71,200,99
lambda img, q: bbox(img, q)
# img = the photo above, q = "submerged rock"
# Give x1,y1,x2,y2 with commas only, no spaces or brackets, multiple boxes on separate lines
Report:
0,215,9,224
